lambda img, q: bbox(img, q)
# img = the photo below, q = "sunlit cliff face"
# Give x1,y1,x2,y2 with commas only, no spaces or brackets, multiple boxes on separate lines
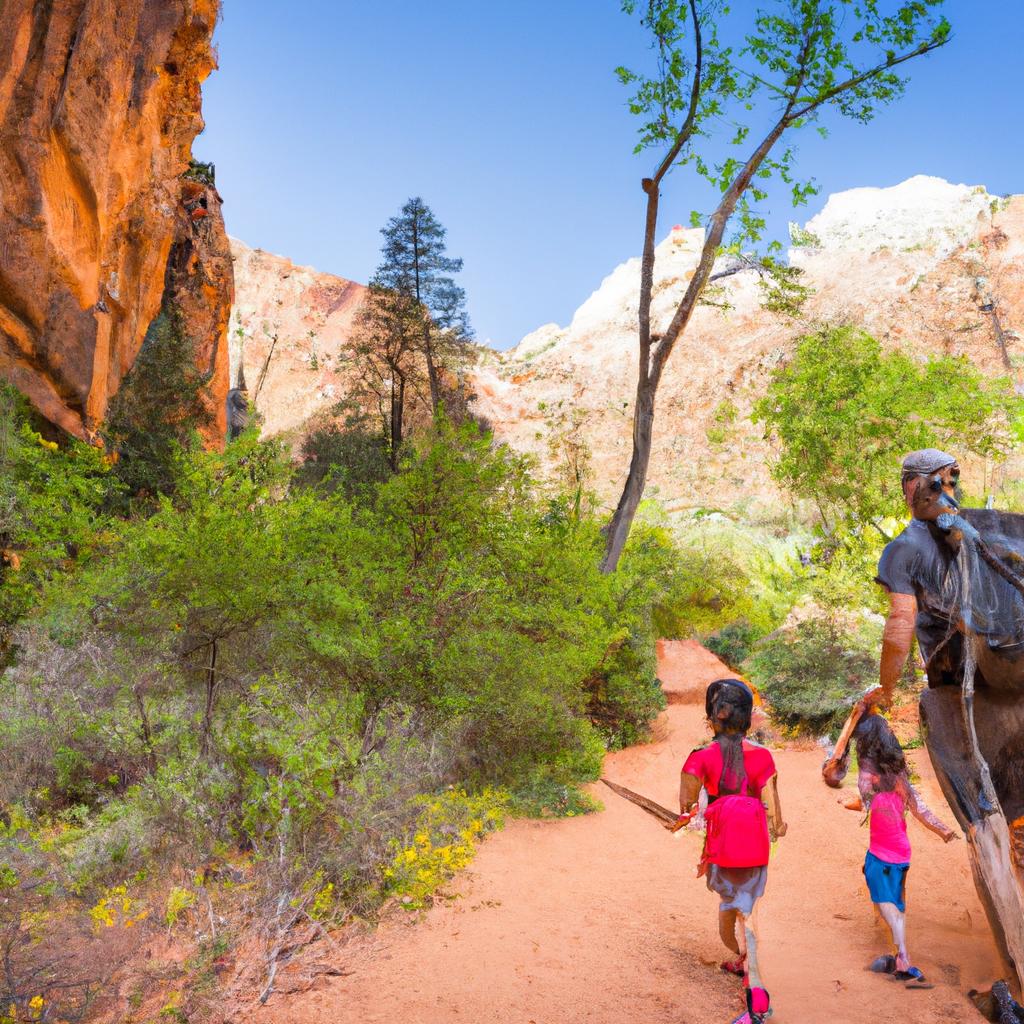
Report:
905,463,961,522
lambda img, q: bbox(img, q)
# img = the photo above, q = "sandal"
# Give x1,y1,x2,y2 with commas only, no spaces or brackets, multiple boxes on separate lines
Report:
893,966,934,990
720,957,746,976
868,954,896,974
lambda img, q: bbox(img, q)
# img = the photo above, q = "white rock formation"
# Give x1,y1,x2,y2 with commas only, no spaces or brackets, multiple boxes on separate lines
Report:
228,176,1023,511
473,176,1022,508
229,239,365,437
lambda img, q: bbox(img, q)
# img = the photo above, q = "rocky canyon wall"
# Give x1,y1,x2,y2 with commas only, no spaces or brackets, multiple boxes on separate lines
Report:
0,0,231,439
228,239,365,438
223,176,1023,511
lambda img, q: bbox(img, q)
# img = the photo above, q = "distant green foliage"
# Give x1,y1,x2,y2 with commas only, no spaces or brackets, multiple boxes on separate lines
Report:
103,304,213,503
295,414,391,497
655,513,803,641
788,225,822,248
0,386,114,661
753,326,1021,531
704,620,761,672
744,611,882,737
183,159,216,186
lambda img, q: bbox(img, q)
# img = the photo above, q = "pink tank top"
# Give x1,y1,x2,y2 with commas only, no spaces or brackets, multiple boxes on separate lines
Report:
869,790,911,864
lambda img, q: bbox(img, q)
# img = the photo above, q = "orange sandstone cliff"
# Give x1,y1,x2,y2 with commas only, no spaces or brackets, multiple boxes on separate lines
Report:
0,0,231,439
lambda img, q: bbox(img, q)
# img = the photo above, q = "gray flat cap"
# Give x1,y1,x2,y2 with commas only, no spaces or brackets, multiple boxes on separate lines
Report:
901,448,957,482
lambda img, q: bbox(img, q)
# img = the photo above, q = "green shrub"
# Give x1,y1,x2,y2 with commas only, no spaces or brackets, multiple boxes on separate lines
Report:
587,625,665,749
295,413,392,498
744,611,882,737
704,619,761,671
654,512,804,640
753,325,1021,532
0,386,114,661
3,416,688,951
103,303,212,503
383,788,506,908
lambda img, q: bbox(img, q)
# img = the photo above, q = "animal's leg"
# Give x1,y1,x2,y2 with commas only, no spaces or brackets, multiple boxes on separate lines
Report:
921,686,1024,994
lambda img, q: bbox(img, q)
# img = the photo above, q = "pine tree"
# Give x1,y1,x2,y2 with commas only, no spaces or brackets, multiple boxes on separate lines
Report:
375,198,472,414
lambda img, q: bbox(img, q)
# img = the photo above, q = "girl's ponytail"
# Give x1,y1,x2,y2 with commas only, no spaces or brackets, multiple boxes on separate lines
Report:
706,679,754,796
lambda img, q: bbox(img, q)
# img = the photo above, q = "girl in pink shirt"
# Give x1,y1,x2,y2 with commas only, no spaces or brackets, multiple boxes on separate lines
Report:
851,713,957,988
680,679,786,1024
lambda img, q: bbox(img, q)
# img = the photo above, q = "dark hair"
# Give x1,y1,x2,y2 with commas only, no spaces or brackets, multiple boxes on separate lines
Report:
853,713,907,792
706,679,754,796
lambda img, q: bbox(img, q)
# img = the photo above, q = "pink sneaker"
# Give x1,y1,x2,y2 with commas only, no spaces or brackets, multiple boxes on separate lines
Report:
730,987,772,1024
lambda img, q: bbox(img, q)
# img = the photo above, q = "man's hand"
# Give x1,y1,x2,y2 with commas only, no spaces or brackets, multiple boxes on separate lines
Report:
770,821,788,840
858,684,889,712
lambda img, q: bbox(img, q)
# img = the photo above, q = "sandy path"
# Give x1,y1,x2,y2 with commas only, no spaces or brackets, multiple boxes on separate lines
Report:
255,640,1001,1024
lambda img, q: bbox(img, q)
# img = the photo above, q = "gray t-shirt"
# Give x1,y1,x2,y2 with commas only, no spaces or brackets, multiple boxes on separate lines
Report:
876,519,957,662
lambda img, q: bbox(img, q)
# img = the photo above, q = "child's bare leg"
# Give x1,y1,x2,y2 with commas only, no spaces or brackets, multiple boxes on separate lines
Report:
734,905,763,990
877,901,909,969
719,908,741,954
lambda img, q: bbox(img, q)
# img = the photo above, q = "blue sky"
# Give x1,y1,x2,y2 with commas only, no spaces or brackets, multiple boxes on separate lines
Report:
198,1,1023,349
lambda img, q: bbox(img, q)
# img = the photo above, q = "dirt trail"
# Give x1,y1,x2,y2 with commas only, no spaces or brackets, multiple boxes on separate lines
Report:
255,640,1001,1024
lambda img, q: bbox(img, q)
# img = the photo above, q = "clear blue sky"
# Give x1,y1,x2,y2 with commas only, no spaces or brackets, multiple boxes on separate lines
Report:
198,1,1023,350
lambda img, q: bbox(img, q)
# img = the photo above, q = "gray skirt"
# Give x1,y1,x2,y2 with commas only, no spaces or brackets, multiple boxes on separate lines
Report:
706,864,768,916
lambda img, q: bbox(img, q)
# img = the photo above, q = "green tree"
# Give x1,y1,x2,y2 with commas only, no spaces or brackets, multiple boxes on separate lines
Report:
752,325,1021,533
0,386,113,663
103,303,213,503
375,197,472,415
345,283,429,471
601,0,951,571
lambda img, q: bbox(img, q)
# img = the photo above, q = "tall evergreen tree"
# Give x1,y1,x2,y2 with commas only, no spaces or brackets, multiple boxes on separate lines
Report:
375,197,472,413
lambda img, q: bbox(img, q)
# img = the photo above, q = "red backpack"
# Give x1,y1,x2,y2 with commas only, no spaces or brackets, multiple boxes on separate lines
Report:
702,786,770,869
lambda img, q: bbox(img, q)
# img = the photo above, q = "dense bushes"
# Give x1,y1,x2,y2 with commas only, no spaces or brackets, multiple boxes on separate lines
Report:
744,611,883,737
753,325,1021,531
0,405,682,984
0,386,113,665
103,304,213,503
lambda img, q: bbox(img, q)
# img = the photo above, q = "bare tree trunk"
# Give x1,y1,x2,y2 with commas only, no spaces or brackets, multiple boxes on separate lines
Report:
133,683,157,773
424,323,440,415
601,378,655,572
389,374,405,471
200,639,218,759
599,13,946,572
601,114,790,573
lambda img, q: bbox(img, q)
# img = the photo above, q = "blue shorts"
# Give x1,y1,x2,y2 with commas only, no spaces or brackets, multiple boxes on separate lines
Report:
863,850,909,912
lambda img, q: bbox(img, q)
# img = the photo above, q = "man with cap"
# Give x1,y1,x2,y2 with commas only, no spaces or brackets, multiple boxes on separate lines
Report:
864,448,963,709
823,449,962,785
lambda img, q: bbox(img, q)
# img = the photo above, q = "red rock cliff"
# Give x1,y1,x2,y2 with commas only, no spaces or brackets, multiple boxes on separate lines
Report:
0,0,231,440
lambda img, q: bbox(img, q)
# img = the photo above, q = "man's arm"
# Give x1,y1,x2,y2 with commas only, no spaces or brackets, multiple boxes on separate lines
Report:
824,592,917,784
862,592,917,709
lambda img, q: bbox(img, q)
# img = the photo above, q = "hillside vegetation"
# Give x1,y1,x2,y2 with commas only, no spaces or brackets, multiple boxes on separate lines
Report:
0,379,683,1020
1,315,1021,1019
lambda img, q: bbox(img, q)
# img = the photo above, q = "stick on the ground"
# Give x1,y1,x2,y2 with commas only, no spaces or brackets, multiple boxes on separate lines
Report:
600,778,679,829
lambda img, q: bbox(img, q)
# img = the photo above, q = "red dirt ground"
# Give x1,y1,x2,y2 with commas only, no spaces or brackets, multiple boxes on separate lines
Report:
252,640,1002,1024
